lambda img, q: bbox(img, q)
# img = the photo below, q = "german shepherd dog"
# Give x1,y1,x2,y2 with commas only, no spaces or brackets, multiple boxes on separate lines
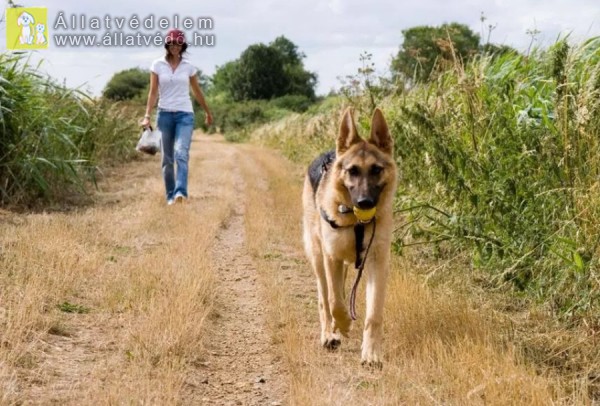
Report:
302,108,397,367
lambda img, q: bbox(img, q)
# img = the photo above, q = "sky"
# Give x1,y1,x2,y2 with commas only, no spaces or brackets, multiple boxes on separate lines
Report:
2,0,599,97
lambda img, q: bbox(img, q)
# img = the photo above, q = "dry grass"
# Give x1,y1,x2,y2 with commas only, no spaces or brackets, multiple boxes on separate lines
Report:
0,134,233,404
1,131,595,404
238,144,588,404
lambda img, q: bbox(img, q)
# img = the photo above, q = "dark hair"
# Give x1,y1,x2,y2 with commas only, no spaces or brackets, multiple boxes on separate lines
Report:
164,42,188,61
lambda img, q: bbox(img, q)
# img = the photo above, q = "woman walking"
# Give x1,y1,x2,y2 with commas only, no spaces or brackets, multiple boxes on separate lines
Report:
141,29,213,205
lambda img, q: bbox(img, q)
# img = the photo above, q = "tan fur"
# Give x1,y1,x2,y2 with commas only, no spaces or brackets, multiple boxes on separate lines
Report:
302,108,398,367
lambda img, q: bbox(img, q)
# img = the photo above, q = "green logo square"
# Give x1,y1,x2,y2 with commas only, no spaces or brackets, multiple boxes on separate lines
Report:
6,7,48,50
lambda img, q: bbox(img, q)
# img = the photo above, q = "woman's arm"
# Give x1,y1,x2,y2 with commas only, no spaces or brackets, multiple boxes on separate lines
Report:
141,72,159,128
190,75,213,126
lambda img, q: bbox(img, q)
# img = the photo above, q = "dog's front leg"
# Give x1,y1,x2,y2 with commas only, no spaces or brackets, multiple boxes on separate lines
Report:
308,244,338,349
361,248,390,368
324,256,352,338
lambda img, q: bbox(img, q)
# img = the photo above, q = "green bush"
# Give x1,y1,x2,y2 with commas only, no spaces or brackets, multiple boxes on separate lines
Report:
269,94,314,112
102,68,149,101
202,95,316,141
0,53,142,206
211,100,267,138
391,38,600,315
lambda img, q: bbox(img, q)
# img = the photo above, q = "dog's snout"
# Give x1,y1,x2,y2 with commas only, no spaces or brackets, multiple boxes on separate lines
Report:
357,197,375,210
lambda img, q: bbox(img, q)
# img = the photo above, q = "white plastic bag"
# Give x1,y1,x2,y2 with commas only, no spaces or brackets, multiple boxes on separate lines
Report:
136,126,161,155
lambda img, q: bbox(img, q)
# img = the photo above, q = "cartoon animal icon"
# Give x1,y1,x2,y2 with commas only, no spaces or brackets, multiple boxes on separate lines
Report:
35,23,46,45
17,12,35,45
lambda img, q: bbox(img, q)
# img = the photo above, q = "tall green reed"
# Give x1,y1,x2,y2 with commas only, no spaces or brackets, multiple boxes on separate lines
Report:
393,37,600,316
0,53,141,206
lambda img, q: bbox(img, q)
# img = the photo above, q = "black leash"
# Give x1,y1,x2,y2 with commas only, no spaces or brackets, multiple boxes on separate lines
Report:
349,218,376,321
319,206,377,320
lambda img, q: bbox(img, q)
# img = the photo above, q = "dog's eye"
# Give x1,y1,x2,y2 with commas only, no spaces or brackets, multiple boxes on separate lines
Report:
370,165,383,176
347,166,360,177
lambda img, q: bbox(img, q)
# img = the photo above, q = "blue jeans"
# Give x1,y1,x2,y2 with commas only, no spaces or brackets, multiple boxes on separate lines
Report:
157,110,195,201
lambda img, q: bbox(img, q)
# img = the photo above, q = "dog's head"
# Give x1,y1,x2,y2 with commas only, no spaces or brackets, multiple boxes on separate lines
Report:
334,108,396,210
36,23,45,32
17,12,34,26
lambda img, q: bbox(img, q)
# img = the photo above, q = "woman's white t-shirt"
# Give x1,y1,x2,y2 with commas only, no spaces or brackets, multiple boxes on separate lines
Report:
150,56,198,113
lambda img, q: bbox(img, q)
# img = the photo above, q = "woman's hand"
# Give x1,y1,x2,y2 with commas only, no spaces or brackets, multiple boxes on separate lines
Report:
190,75,213,127
140,116,151,129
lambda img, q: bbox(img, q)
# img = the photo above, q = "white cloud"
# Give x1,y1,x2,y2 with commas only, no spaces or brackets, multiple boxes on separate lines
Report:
328,0,345,15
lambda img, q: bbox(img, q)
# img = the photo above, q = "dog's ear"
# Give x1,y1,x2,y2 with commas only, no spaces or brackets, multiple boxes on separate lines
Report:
368,108,393,155
336,108,361,155
18,13,33,25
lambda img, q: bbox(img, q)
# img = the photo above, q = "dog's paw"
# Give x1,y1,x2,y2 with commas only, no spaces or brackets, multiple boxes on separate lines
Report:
361,359,383,370
322,338,341,351
361,341,383,369
321,332,342,350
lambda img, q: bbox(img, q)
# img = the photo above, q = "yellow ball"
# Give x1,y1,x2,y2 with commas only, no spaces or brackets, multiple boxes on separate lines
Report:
353,206,376,222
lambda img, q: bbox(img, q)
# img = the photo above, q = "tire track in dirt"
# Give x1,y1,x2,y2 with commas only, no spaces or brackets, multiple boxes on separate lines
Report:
235,147,387,405
185,141,287,405
4,135,288,405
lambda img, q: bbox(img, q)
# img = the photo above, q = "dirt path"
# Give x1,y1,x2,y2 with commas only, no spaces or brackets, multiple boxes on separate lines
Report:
185,146,286,405
1,134,288,405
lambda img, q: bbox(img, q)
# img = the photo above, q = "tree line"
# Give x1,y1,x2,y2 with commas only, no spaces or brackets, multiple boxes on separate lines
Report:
103,23,517,103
